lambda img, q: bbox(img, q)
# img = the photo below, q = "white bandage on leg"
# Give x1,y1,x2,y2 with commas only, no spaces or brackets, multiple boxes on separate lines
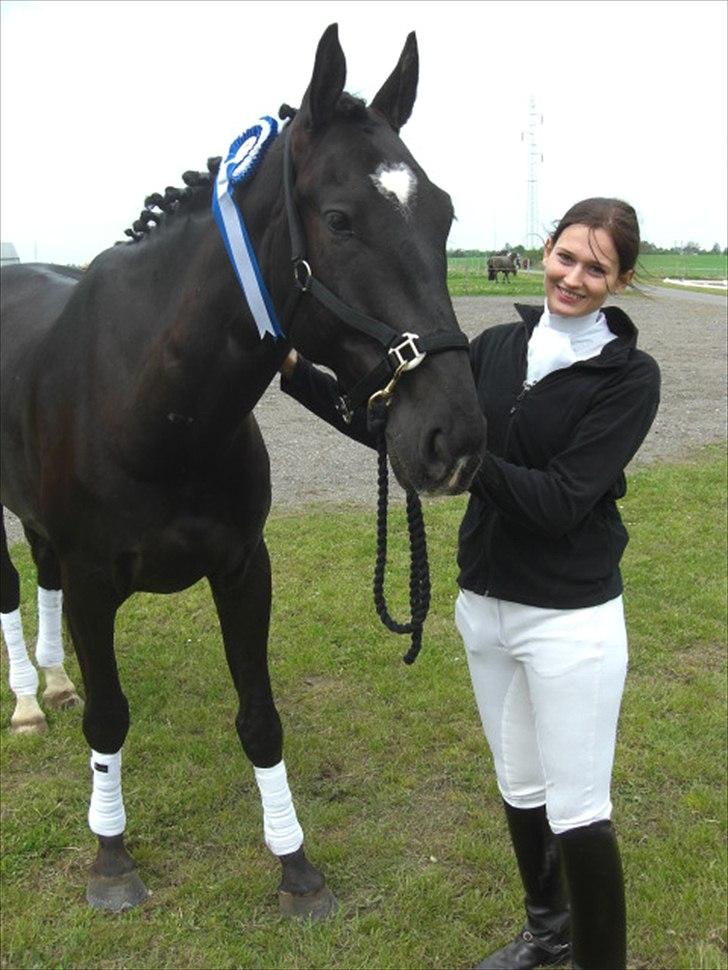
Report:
1,609,39,696
36,587,65,669
88,749,126,837
254,760,304,857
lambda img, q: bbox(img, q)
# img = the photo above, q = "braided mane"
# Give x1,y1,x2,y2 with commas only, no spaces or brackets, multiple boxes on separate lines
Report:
122,156,222,242
122,95,368,243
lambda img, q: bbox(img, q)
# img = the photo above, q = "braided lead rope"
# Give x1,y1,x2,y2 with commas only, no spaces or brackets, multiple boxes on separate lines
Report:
369,401,431,665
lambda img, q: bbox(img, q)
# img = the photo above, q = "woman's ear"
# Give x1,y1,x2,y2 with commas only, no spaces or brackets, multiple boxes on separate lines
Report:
613,269,635,294
543,237,554,261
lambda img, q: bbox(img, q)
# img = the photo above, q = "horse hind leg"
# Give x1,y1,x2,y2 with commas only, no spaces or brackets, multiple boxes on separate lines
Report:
1,509,47,733
210,540,337,921
38,587,81,709
25,527,82,710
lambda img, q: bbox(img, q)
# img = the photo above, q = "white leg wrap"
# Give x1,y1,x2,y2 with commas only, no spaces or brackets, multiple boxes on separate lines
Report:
1,609,39,696
88,749,126,837
254,760,304,857
36,587,65,669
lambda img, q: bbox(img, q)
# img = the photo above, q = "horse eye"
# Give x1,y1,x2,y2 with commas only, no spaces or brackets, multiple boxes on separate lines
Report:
325,211,352,235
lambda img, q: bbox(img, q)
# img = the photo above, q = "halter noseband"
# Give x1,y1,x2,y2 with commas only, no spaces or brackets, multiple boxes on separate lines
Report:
280,122,469,421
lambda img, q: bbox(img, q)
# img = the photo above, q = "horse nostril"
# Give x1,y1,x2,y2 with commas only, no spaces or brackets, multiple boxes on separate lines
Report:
425,428,449,468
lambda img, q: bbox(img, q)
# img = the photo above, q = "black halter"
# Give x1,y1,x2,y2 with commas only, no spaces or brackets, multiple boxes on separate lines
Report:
280,119,468,419
278,112,467,663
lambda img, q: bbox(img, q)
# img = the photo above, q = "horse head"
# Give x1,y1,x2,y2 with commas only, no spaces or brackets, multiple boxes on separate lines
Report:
279,25,486,495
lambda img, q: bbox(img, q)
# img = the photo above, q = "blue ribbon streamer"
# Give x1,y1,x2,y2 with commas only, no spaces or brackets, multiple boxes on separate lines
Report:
213,116,283,340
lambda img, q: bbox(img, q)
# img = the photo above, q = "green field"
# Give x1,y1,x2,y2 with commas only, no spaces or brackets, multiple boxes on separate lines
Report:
447,258,543,297
637,253,727,281
446,253,727,297
1,445,726,969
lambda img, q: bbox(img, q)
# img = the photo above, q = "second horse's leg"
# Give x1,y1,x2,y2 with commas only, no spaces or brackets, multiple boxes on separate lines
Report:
210,540,338,921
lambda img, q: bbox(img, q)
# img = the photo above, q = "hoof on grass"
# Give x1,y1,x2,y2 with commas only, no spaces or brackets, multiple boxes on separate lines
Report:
10,714,48,735
43,687,82,710
10,696,47,735
86,869,149,912
279,884,338,921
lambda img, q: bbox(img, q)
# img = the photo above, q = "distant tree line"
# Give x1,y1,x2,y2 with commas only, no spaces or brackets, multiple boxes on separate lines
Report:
638,241,727,256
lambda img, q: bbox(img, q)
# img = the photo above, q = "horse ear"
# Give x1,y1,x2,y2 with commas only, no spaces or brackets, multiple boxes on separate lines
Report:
370,32,419,133
299,23,347,130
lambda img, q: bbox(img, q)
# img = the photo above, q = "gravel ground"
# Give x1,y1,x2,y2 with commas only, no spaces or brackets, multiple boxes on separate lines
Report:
4,288,726,546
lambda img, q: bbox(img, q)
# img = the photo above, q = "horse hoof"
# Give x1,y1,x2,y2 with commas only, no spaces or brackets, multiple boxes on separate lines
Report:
43,688,82,710
86,869,149,912
279,884,338,921
10,714,48,735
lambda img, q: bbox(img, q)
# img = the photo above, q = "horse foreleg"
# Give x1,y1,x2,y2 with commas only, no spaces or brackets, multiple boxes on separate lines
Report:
1,513,46,733
25,528,81,709
63,568,148,912
210,541,338,921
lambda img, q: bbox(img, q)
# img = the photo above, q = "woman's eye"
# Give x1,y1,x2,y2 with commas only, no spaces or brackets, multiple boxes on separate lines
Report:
326,211,352,235
557,252,573,264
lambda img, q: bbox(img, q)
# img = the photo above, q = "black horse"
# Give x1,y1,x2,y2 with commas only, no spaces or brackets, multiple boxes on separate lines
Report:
487,251,520,282
0,25,486,916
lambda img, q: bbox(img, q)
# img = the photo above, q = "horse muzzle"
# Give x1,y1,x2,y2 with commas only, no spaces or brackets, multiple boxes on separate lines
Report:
385,404,487,496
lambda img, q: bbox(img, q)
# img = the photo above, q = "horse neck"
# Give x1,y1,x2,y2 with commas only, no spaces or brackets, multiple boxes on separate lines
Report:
130,149,291,419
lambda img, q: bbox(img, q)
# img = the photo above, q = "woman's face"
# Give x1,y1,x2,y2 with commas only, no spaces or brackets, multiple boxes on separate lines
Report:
542,224,633,316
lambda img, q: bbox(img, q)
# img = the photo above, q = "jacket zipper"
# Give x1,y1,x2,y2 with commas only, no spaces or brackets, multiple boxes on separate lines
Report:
504,379,534,454
509,379,534,415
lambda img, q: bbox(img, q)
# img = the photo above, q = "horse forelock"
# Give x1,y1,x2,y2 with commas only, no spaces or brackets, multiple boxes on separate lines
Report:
333,92,368,122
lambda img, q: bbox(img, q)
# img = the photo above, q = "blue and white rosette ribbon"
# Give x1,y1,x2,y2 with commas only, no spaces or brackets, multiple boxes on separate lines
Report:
213,116,283,340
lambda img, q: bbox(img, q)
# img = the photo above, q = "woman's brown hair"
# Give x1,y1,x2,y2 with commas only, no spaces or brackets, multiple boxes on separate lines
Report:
551,198,640,277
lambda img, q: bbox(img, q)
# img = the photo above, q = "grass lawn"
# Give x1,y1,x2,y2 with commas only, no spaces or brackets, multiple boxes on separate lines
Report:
1,445,726,969
637,253,727,281
448,259,543,297
446,253,727,297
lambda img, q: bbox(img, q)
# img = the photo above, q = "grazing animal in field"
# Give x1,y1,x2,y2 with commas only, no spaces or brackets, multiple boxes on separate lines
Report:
487,251,520,282
0,25,485,915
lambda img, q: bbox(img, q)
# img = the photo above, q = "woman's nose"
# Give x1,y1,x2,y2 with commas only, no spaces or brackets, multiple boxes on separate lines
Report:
563,264,584,288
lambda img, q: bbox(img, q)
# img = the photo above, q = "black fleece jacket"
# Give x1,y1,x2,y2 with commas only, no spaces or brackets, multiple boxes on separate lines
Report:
281,302,660,609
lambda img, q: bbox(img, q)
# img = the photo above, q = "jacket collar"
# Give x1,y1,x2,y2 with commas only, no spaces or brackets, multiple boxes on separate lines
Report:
514,303,638,369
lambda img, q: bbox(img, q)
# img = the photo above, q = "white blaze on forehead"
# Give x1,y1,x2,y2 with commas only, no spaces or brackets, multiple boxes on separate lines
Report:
370,162,417,213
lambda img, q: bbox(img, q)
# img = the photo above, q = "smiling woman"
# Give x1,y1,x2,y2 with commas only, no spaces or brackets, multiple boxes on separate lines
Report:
279,195,661,969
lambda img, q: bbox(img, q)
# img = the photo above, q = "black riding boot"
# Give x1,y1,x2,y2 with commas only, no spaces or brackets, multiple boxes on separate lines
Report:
557,820,626,970
476,802,570,970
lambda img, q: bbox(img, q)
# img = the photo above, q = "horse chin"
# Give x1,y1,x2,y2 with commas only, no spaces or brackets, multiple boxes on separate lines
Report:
389,450,481,497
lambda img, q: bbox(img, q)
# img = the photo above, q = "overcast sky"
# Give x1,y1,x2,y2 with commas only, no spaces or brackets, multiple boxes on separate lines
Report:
1,0,726,265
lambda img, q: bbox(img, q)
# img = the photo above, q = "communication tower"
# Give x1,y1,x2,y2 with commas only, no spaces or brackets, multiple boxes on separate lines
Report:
524,98,543,248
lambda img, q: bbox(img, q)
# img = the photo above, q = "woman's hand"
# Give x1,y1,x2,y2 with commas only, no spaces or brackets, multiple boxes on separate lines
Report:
280,349,299,380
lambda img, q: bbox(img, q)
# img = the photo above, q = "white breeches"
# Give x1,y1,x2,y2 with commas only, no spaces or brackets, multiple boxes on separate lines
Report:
456,589,628,834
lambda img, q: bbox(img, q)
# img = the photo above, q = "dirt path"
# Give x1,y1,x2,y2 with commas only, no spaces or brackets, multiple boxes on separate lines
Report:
4,289,726,545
